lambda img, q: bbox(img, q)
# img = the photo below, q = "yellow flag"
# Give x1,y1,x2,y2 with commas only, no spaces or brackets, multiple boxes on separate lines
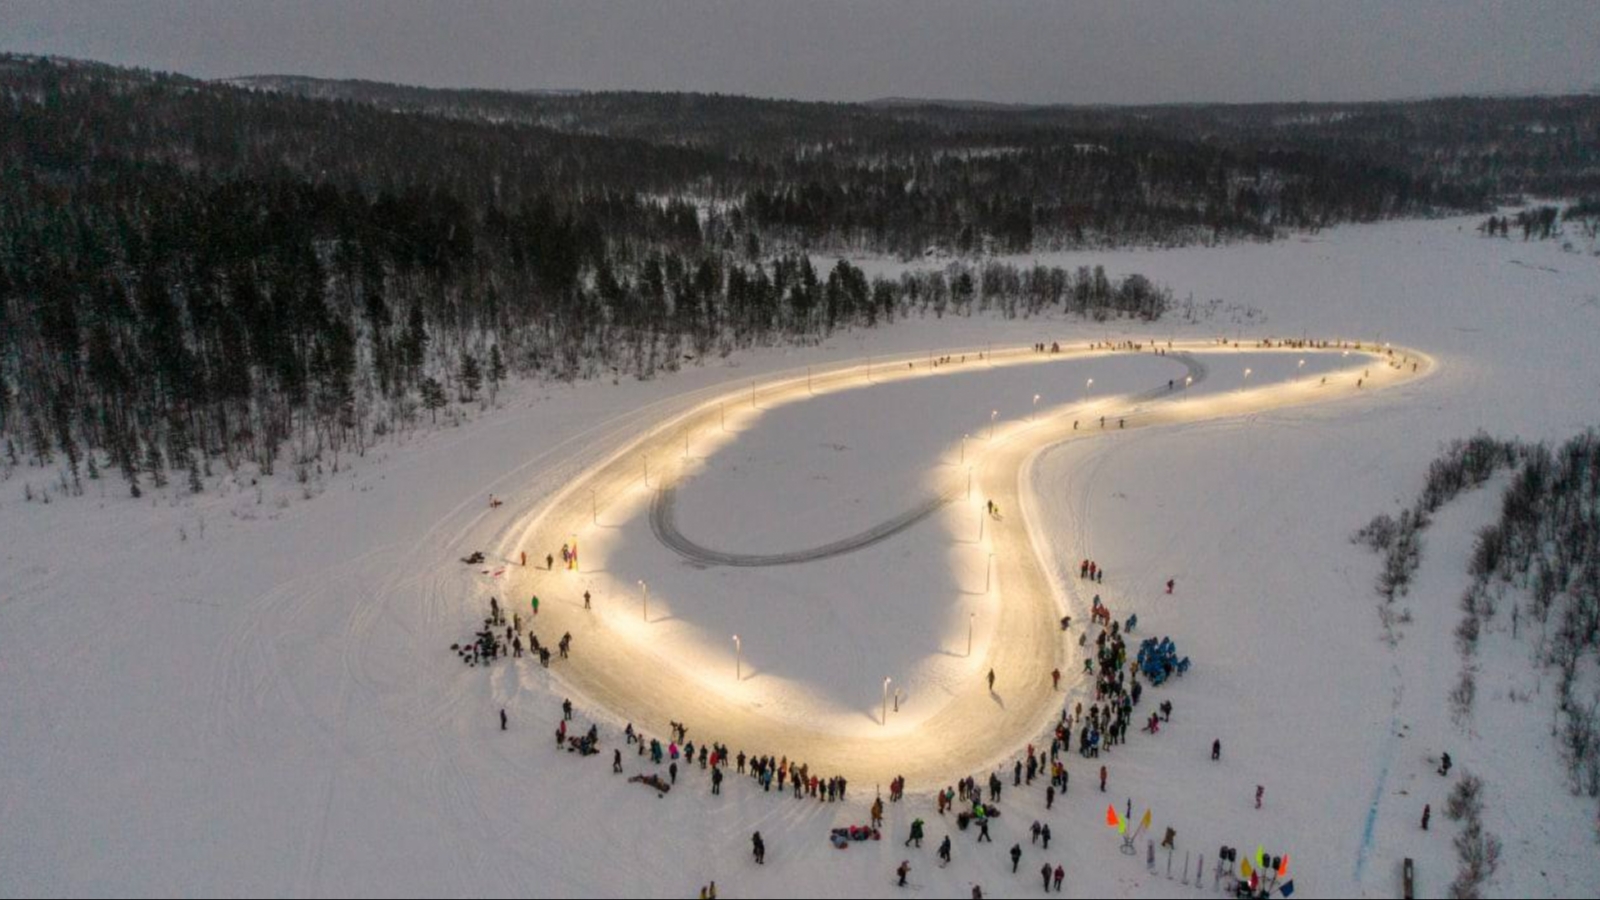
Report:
1140,809,1152,830
1241,858,1254,879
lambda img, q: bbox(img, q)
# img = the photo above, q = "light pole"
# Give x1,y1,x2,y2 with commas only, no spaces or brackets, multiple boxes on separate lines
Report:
733,634,742,681
986,552,995,593
751,380,756,408
883,677,892,725
1242,368,1252,392
720,402,726,432
966,466,973,500
591,488,597,525
978,508,985,541
1032,394,1041,421
967,612,975,657
1085,378,1094,402
643,455,650,488
1298,359,1306,381
989,409,998,440
1185,375,1193,389
684,429,690,459
638,580,648,622
961,433,969,464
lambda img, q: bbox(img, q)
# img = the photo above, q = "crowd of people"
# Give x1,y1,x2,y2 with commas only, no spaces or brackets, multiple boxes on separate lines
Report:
456,497,1285,896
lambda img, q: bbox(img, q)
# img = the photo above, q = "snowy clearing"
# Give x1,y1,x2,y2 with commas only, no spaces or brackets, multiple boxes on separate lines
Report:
4,214,1599,898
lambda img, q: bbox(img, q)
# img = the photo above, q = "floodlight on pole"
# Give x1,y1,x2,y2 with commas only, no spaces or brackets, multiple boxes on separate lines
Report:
1032,394,1041,421
968,612,975,657
962,433,969,464
990,410,998,440
1085,378,1094,401
638,580,648,622
883,677,892,725
591,488,598,525
986,552,995,593
733,634,742,681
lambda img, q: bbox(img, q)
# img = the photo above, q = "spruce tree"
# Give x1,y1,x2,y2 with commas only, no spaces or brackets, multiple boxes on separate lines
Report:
459,354,482,401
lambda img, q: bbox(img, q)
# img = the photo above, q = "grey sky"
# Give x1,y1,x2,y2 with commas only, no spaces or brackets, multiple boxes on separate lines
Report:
2,0,1595,105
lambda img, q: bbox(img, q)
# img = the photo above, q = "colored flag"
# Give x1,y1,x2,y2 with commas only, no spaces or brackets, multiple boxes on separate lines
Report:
1140,809,1152,830
1256,845,1265,868
1278,854,1290,878
1280,879,1296,898
1241,858,1253,879
1105,805,1120,830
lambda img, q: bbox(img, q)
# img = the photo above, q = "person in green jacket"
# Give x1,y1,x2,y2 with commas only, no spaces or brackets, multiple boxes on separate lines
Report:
905,818,925,847
531,595,540,615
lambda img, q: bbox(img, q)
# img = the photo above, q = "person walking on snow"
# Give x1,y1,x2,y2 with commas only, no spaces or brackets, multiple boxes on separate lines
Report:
938,835,952,865
1041,863,1053,890
1255,785,1264,809
1212,739,1221,761
987,669,996,691
751,831,765,865
1053,864,1064,891
896,860,910,887
905,818,925,848
499,708,507,731
1010,843,1022,873
1099,765,1107,792
1166,579,1175,594
1421,803,1431,830
1052,668,1061,690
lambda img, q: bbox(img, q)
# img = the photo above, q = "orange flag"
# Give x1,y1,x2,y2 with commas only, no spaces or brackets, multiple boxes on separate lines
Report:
1278,853,1290,878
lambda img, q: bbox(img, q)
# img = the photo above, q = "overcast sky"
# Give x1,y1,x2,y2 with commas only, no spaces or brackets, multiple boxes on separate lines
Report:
2,0,1596,105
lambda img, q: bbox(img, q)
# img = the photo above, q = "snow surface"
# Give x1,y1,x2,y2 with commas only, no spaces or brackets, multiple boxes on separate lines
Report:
3,214,1598,898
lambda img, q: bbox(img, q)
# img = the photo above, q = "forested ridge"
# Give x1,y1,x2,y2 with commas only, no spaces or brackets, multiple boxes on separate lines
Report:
2,54,1596,500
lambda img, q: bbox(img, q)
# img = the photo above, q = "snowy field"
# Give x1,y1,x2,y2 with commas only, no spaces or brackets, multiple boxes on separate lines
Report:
3,214,1598,898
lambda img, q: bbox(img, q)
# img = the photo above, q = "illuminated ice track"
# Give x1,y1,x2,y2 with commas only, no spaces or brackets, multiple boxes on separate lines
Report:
496,340,1434,783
